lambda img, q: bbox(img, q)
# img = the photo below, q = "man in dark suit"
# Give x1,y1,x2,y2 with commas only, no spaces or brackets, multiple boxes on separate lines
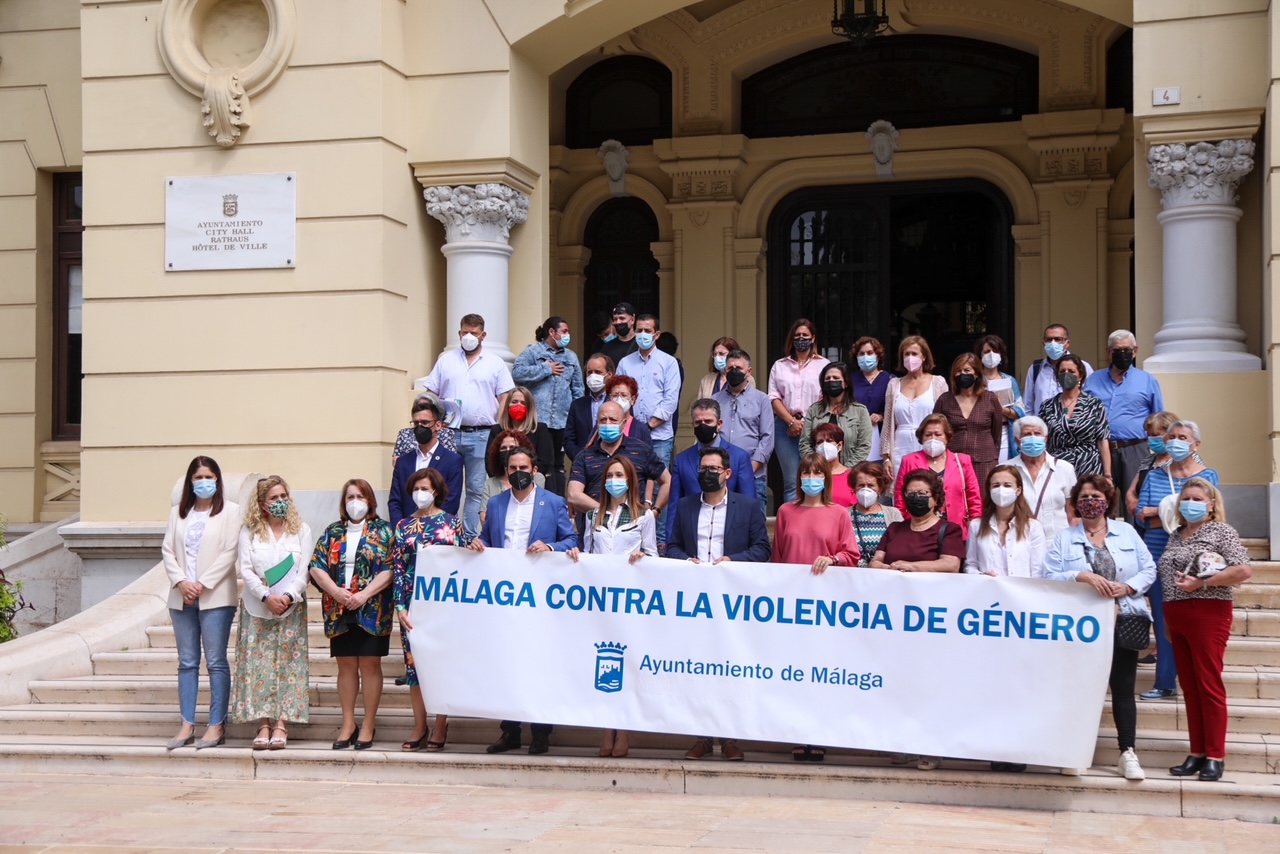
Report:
564,353,614,464
388,399,464,527
469,446,579,755
666,399,757,542
666,445,771,762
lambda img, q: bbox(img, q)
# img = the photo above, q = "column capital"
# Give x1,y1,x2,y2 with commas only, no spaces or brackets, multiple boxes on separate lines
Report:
423,183,530,244
1147,139,1255,210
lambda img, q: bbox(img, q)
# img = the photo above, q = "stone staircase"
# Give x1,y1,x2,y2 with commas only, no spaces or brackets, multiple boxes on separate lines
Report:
1,546,1279,823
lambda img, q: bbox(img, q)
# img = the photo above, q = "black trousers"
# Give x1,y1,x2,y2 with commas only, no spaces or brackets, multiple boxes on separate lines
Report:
548,427,566,496
501,720,552,739
1110,645,1139,751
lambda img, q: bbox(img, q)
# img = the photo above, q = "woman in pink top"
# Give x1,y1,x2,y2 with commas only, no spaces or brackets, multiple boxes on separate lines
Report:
768,318,830,503
893,414,983,540
773,452,859,762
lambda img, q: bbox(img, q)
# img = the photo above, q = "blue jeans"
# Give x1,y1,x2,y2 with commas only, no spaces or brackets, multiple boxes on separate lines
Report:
1147,574,1178,690
457,429,490,538
754,473,769,515
651,437,674,546
170,604,235,726
774,416,800,504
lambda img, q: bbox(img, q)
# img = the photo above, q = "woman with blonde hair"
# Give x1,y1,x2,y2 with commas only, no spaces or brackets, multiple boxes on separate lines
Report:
232,475,312,750
881,335,948,478
487,385,555,480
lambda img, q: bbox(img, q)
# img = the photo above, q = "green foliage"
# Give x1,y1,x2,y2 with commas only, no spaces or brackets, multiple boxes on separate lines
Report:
0,514,33,643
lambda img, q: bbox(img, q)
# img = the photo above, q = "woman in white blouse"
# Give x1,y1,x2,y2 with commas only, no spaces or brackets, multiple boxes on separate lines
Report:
965,465,1047,578
1009,416,1078,542
232,475,312,750
881,335,949,478
582,455,656,757
159,456,241,750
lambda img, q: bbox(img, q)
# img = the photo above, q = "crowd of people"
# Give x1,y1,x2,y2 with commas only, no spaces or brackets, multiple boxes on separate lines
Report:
158,308,1252,783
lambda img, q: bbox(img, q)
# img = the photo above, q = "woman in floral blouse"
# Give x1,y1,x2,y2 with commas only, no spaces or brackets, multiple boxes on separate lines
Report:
1157,478,1252,782
393,467,465,752
308,479,394,750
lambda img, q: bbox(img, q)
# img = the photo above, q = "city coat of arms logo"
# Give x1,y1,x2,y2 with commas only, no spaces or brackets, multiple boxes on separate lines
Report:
222,194,238,217
594,641,627,693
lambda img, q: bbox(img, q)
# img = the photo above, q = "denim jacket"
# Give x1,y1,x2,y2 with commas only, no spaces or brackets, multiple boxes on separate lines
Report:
1043,519,1155,618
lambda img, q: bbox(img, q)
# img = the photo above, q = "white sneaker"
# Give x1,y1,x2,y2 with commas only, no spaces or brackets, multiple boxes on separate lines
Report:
1119,748,1145,781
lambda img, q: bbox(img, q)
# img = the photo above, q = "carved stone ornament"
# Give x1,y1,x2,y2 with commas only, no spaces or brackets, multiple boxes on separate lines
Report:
157,0,297,147
598,140,631,196
423,184,531,244
866,120,900,177
1148,139,1255,210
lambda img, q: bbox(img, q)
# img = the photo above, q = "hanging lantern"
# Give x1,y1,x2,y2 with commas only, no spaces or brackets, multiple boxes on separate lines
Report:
832,0,889,47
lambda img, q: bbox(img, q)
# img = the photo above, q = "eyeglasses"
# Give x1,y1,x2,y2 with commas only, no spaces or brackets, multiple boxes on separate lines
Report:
698,467,725,475
1044,336,1067,343
410,420,438,428
905,491,932,499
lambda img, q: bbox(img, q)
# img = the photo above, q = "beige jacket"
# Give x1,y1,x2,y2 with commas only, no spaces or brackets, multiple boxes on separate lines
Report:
160,501,242,610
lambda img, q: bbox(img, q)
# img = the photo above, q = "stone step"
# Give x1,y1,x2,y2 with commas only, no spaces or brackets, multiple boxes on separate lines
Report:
3,735,1278,823
1241,539,1268,561
91,649,407,679
1236,584,1280,609
144,624,404,650
1,706,1277,777
1233,610,1280,637
1102,696,1280,735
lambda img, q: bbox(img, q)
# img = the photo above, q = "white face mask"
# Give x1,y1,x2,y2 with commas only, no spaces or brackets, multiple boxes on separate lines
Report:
345,499,369,521
610,396,632,414
586,373,607,393
412,490,435,509
817,442,839,462
460,333,480,352
923,439,946,458
856,487,878,509
990,486,1018,508
981,352,1001,370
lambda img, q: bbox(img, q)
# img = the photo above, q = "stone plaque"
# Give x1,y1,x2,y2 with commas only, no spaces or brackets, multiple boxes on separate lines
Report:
165,172,296,271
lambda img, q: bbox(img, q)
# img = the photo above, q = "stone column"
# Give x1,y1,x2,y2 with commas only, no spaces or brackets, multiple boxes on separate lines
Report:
1145,140,1259,371
423,183,530,363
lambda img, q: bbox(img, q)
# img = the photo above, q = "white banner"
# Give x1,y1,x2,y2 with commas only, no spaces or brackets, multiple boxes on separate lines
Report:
409,547,1114,767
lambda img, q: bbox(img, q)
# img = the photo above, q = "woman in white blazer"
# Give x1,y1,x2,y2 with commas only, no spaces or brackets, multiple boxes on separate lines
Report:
964,465,1047,579
159,456,241,750
231,475,312,750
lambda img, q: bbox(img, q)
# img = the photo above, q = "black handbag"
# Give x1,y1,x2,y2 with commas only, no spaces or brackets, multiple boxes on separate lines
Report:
1115,612,1152,651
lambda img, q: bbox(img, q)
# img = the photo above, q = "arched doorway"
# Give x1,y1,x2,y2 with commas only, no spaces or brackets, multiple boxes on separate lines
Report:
766,180,1014,371
583,197,661,324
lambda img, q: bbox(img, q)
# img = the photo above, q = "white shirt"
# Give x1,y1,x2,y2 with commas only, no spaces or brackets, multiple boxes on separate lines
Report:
1023,356,1093,417
503,488,537,550
1009,453,1078,542
696,494,728,563
584,507,658,557
419,347,515,427
184,509,210,583
616,347,682,442
342,522,363,589
237,523,313,619
415,441,438,472
964,517,1047,578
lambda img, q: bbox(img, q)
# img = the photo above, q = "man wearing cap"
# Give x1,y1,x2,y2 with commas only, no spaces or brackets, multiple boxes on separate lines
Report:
600,302,640,368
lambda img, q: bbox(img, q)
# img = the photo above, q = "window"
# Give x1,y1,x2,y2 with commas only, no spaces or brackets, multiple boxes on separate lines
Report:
565,56,673,150
583,197,661,323
53,172,83,439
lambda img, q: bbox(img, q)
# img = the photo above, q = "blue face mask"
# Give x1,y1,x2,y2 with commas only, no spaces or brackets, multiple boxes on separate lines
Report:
1020,436,1046,457
713,355,727,372
598,424,622,443
800,477,825,496
1148,436,1166,454
856,354,878,372
1166,438,1192,461
605,478,628,497
1179,500,1208,523
558,333,571,349
192,479,217,500
1044,341,1066,361
635,331,656,350
603,333,616,343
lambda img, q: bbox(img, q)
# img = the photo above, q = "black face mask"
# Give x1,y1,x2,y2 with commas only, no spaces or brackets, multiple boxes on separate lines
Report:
693,424,718,445
904,493,934,518
1111,350,1135,371
614,322,631,338
698,469,723,493
955,373,978,390
822,380,846,398
414,425,434,445
509,470,534,492
726,368,747,388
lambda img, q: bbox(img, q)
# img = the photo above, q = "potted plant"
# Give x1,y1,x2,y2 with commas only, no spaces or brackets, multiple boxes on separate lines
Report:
0,513,32,643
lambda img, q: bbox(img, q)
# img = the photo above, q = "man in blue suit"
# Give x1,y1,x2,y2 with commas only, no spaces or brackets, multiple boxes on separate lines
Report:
666,444,771,763
468,446,579,755
665,399,757,543
389,399,465,527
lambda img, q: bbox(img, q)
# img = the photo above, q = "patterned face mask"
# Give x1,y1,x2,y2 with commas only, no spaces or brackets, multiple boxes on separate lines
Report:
1075,496,1108,520
267,498,291,519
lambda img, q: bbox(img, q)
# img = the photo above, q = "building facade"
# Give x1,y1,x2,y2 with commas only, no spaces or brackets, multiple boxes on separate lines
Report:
1,1,1275,554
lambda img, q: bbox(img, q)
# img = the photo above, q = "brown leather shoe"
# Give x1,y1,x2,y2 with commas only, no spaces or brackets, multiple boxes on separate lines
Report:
721,740,745,761
684,738,712,759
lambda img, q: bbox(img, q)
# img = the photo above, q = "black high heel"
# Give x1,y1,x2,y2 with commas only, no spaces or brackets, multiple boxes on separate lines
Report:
354,728,376,750
402,732,428,752
1169,755,1205,776
332,722,358,750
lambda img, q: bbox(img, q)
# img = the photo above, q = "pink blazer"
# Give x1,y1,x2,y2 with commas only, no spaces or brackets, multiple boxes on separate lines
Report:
893,450,983,540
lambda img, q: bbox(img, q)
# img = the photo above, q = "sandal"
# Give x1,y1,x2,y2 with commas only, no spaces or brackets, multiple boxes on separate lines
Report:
599,729,616,757
425,721,448,752
611,732,630,758
808,747,826,762
792,745,812,762
402,732,428,752
268,723,289,750
252,723,271,751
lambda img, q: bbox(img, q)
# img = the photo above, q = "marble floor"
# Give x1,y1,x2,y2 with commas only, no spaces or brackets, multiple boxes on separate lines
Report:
1,774,1278,853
